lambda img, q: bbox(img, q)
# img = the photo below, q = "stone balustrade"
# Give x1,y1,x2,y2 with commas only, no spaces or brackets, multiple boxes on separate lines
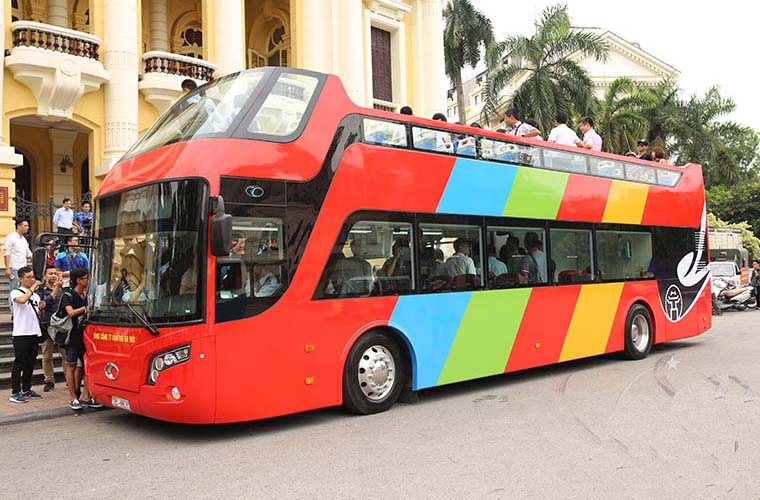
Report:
11,21,101,60
143,51,216,82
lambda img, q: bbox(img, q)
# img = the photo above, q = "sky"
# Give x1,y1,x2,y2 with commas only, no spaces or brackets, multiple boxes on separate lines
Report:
467,0,760,132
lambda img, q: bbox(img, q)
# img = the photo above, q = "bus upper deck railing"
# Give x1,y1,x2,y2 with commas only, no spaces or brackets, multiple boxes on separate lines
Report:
359,116,683,188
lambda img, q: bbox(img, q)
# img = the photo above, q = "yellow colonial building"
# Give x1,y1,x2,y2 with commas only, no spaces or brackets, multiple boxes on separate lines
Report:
0,0,446,238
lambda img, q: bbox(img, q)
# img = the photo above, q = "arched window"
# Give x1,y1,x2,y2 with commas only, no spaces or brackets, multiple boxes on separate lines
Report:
179,25,204,59
248,13,290,69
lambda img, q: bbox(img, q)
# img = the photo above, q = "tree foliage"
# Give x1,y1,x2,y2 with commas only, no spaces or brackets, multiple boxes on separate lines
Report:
481,4,607,133
443,0,494,123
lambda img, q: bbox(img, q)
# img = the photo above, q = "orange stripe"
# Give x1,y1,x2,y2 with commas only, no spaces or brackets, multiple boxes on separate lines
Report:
602,181,649,224
559,283,624,362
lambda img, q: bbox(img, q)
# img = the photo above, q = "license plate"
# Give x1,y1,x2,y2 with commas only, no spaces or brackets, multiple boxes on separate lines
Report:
111,396,131,411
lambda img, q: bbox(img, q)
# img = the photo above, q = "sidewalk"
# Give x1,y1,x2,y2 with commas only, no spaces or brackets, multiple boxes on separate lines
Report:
0,381,106,426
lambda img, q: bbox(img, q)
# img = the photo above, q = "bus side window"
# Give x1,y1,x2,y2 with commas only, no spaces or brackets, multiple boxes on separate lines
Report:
318,219,415,299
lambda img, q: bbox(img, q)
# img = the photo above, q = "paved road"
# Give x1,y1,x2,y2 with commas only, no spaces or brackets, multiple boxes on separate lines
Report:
3,313,759,500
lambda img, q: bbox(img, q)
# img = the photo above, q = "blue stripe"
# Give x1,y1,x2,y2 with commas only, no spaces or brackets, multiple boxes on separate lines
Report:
390,292,472,390
436,159,518,216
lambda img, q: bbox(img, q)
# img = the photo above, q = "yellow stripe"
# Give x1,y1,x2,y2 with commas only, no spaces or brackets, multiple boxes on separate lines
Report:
602,180,650,224
559,283,624,362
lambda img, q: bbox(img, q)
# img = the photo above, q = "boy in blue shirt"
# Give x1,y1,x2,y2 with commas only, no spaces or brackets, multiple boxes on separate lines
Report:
55,236,89,286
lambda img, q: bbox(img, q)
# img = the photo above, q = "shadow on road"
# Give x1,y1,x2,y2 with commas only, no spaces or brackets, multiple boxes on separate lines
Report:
104,337,706,441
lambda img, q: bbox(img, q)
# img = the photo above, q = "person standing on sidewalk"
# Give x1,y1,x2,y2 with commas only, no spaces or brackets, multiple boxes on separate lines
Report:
4,220,32,305
39,266,65,392
58,268,101,410
9,266,44,403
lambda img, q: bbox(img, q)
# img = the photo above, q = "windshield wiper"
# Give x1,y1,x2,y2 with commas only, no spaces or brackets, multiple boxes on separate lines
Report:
105,302,160,336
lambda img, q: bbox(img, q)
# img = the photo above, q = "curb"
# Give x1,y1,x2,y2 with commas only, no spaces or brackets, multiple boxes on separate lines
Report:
0,406,111,427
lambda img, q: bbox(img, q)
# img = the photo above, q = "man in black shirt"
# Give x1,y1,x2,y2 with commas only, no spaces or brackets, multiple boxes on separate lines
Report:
59,268,101,410
39,266,65,392
637,139,653,161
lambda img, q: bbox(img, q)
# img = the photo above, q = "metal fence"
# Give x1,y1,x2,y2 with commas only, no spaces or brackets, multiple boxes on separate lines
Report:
13,191,92,243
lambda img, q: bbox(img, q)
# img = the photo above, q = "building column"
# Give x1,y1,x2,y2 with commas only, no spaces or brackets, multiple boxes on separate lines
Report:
214,0,246,76
332,0,365,105
47,0,69,28
0,10,24,242
150,0,170,52
300,0,333,74
416,0,446,118
98,0,139,175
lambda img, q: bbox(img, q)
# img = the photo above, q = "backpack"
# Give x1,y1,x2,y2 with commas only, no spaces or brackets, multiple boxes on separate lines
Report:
48,291,74,347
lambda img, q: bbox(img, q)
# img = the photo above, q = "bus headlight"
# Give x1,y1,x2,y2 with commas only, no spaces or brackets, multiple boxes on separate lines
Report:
147,345,191,385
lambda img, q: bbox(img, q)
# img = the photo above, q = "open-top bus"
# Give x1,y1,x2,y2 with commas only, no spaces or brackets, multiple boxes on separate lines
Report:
75,67,711,423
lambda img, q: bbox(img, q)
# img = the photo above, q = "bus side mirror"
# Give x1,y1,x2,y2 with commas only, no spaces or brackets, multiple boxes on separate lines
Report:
32,248,48,281
210,196,232,257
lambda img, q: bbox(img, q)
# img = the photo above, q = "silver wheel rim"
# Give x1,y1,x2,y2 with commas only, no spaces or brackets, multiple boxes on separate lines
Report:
631,314,650,352
357,345,396,402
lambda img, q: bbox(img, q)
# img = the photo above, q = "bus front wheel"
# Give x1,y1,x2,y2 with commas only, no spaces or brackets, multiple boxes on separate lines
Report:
342,331,406,415
623,304,653,360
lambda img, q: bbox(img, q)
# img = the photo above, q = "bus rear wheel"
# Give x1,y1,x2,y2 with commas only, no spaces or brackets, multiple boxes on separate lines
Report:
623,304,653,360
342,331,406,415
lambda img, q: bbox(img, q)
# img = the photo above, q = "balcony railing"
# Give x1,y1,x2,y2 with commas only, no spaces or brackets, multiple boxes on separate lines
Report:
373,99,399,113
143,51,216,82
11,21,100,60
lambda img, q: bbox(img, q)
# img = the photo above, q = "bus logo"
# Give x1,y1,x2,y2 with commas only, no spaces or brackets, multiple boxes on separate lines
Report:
104,362,120,381
665,285,683,321
245,185,265,198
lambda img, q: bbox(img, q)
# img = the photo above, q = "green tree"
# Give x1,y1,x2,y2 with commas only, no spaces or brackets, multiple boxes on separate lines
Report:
707,181,760,239
671,87,759,187
482,4,607,133
443,0,494,124
639,79,682,147
592,77,655,154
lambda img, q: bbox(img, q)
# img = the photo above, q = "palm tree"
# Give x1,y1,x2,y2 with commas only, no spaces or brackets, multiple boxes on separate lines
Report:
639,79,682,146
443,0,494,123
592,77,655,154
482,4,607,134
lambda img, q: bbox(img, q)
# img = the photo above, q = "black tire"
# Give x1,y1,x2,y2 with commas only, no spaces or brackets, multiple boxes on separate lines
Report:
342,330,406,415
623,304,653,360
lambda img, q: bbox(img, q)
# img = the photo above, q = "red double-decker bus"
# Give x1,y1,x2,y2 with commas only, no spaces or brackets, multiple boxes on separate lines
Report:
82,67,711,423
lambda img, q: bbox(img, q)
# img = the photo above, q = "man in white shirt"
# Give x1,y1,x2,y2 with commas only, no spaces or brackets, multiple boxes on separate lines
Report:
504,108,541,139
53,198,75,234
445,238,477,277
578,116,603,151
4,219,32,297
9,266,44,403
548,112,581,147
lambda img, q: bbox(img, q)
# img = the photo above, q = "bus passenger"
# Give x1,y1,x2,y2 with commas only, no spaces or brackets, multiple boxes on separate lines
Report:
521,232,547,284
445,238,476,278
505,108,541,139
548,112,581,147
379,238,411,279
487,244,508,279
331,240,372,295
399,106,413,115
500,236,524,274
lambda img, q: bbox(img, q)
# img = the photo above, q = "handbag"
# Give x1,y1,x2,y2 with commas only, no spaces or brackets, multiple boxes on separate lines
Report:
48,291,74,347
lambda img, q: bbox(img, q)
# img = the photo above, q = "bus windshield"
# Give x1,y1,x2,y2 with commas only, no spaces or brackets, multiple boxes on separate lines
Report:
89,180,207,325
125,68,321,158
126,70,267,158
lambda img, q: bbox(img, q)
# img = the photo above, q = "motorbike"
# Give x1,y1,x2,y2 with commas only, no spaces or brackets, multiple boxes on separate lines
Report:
712,277,757,312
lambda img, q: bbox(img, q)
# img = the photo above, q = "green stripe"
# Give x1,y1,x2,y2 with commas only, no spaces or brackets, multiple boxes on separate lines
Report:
437,289,532,386
502,168,569,219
